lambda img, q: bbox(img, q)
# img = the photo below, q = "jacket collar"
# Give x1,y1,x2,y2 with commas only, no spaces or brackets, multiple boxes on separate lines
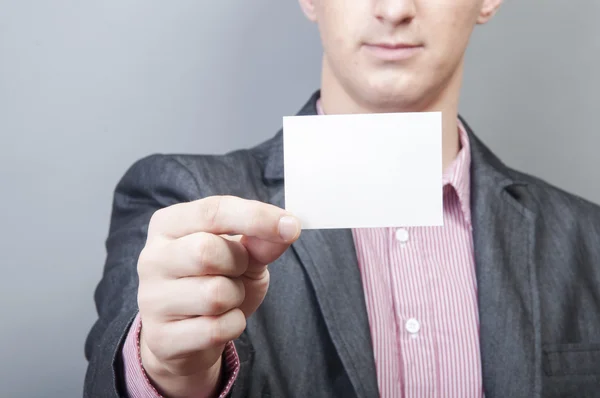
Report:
260,90,529,191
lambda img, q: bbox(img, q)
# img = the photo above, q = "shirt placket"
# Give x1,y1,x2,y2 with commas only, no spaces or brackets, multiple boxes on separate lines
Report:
389,226,437,398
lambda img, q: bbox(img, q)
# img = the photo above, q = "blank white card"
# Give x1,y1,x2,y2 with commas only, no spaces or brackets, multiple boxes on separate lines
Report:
283,112,443,229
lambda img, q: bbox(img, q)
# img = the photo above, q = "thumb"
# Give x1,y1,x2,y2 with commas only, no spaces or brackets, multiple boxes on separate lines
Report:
222,214,300,267
240,234,299,269
235,236,299,318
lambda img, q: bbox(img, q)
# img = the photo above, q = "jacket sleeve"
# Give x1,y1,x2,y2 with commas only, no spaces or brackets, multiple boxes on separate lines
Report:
83,154,202,397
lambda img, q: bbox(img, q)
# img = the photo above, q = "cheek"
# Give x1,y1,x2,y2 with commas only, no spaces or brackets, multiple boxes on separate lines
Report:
423,2,478,45
425,12,474,71
322,23,358,67
319,4,361,56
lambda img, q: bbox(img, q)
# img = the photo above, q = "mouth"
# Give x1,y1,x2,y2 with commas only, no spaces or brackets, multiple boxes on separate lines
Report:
363,42,423,62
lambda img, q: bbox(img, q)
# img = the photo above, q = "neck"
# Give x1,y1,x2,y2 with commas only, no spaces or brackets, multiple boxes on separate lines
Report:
319,58,465,172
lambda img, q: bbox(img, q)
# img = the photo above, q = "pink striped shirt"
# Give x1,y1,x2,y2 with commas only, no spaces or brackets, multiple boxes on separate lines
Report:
316,100,482,397
123,101,482,397
352,124,482,397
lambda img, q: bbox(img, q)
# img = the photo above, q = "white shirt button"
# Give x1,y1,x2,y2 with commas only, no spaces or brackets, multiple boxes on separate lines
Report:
395,228,409,243
405,318,421,334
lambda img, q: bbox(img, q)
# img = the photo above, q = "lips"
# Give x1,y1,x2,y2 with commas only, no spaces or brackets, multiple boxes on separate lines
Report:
363,42,423,61
372,42,420,49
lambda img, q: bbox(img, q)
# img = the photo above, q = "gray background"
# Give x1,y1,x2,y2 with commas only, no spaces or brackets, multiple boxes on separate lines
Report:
0,1,598,397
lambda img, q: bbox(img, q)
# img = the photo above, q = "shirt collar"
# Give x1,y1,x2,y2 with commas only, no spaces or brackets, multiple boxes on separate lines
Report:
316,98,472,226
444,119,472,226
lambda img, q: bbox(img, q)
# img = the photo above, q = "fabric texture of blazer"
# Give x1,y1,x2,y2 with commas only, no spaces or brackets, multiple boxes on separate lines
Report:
84,91,600,398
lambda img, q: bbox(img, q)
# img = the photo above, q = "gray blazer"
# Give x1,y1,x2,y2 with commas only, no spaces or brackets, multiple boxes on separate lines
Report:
84,91,600,398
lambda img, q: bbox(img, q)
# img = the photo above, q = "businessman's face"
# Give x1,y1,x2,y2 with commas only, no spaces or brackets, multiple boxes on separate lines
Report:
299,0,502,111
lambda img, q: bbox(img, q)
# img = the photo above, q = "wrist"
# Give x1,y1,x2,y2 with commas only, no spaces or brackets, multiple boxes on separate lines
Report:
140,329,223,398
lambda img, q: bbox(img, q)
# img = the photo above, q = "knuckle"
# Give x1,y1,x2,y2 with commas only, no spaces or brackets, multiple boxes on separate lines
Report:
207,317,228,347
148,208,167,234
233,278,246,307
136,246,155,277
198,196,223,229
206,276,231,314
137,285,160,315
248,201,268,229
195,233,218,273
230,309,247,337
237,310,247,333
208,309,246,347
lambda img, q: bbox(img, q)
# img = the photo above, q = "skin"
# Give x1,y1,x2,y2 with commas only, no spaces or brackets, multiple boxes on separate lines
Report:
300,0,503,170
139,197,301,397
138,0,502,396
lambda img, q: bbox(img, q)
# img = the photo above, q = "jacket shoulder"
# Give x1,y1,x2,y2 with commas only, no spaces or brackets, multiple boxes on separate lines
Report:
126,145,268,202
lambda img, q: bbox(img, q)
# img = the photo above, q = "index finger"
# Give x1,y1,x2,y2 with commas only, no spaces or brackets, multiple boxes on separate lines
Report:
148,195,301,243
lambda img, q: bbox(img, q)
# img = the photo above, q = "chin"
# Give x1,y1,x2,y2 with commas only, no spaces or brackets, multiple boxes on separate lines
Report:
354,70,428,112
358,84,425,112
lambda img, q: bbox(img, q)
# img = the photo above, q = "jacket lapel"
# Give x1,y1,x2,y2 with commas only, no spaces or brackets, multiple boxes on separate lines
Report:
258,93,542,398
261,92,379,397
292,226,380,398
465,121,542,398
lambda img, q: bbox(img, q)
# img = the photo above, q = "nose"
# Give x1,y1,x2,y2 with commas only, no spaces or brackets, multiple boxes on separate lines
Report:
374,0,417,25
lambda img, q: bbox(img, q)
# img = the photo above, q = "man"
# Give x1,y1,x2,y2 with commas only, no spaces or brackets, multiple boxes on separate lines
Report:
84,0,600,397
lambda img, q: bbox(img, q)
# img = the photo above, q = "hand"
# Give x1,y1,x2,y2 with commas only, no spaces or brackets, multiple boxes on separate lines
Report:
136,195,301,397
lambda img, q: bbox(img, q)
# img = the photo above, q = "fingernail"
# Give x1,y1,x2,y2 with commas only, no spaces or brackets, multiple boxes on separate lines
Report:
279,216,300,242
